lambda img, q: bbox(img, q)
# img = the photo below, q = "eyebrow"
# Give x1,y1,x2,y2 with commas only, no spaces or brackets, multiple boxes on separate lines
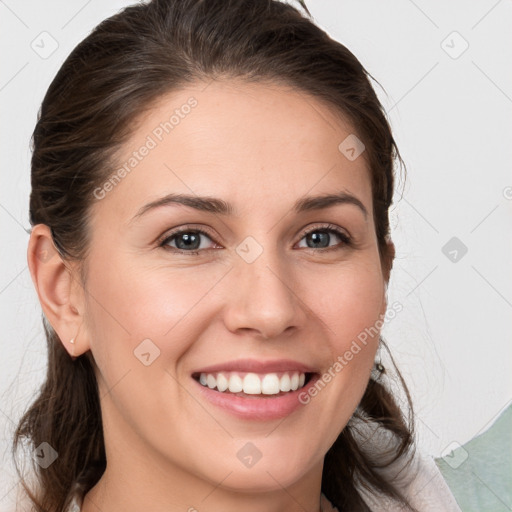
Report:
130,191,368,222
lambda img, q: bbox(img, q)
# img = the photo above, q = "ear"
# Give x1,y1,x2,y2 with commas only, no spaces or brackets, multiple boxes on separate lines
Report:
27,224,90,359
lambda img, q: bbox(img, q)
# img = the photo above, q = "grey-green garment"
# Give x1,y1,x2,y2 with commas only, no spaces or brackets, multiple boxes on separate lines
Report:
436,403,512,512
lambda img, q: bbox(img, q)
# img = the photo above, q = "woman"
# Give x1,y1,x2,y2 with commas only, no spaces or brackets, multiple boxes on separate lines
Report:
13,0,461,510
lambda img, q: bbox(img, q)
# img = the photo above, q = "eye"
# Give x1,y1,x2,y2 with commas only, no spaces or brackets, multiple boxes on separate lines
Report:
159,227,218,254
158,223,351,255
296,224,351,250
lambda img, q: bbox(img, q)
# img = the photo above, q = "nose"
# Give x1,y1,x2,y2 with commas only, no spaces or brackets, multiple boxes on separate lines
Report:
222,250,304,340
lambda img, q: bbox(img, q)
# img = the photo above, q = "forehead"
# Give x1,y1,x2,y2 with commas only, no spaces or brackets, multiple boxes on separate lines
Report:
91,79,372,224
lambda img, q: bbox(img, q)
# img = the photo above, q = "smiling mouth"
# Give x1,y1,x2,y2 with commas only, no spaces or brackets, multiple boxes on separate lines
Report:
191,371,315,397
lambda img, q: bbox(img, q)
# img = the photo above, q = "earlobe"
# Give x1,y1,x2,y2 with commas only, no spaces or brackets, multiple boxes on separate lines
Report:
27,224,90,358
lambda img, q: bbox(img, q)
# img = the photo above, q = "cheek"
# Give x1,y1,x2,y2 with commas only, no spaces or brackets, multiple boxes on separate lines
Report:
304,259,385,426
313,260,385,348
83,254,228,370
81,259,219,432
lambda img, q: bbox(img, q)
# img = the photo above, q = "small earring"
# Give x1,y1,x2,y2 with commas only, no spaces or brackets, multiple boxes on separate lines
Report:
69,338,75,344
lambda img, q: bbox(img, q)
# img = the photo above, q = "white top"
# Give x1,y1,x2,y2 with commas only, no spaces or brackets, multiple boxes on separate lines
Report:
11,419,462,512
350,417,462,512
11,453,461,512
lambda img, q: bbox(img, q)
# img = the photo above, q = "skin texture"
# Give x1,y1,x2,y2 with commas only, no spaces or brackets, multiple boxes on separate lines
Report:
28,79,394,512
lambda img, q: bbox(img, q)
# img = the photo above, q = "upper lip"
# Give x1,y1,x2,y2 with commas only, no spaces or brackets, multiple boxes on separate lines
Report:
192,358,319,375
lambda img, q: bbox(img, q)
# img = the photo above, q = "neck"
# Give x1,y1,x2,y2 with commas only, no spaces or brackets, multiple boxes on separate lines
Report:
80,387,326,512
81,470,324,512
80,433,324,512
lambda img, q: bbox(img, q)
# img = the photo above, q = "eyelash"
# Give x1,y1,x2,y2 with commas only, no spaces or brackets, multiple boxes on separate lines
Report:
158,223,352,256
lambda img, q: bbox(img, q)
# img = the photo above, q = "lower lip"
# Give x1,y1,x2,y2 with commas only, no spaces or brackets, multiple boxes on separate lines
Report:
192,374,320,421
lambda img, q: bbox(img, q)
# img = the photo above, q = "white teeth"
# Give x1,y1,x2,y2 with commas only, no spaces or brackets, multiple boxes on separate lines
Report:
279,373,291,392
197,371,309,395
206,374,216,389
243,373,261,394
261,373,280,395
228,373,243,393
290,372,299,391
216,372,229,392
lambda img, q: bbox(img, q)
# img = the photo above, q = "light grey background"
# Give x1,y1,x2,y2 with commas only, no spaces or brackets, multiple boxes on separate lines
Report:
1,0,511,508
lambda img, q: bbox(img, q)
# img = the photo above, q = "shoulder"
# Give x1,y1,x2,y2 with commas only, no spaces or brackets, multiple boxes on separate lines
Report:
362,449,462,511
349,419,462,511
366,446,461,510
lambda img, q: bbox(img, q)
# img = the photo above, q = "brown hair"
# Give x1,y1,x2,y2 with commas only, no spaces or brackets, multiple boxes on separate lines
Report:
13,0,417,510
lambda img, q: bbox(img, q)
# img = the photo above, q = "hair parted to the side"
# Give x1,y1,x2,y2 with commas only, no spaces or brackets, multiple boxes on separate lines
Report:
13,0,417,510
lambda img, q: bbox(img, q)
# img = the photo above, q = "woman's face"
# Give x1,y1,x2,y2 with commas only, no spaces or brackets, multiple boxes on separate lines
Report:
78,80,390,498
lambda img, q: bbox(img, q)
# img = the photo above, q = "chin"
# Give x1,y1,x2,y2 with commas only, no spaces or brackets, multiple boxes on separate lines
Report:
200,445,317,493
213,466,306,493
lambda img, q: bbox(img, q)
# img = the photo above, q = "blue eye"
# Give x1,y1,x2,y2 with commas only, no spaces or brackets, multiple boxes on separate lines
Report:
159,223,351,255
297,225,351,250
160,228,216,254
